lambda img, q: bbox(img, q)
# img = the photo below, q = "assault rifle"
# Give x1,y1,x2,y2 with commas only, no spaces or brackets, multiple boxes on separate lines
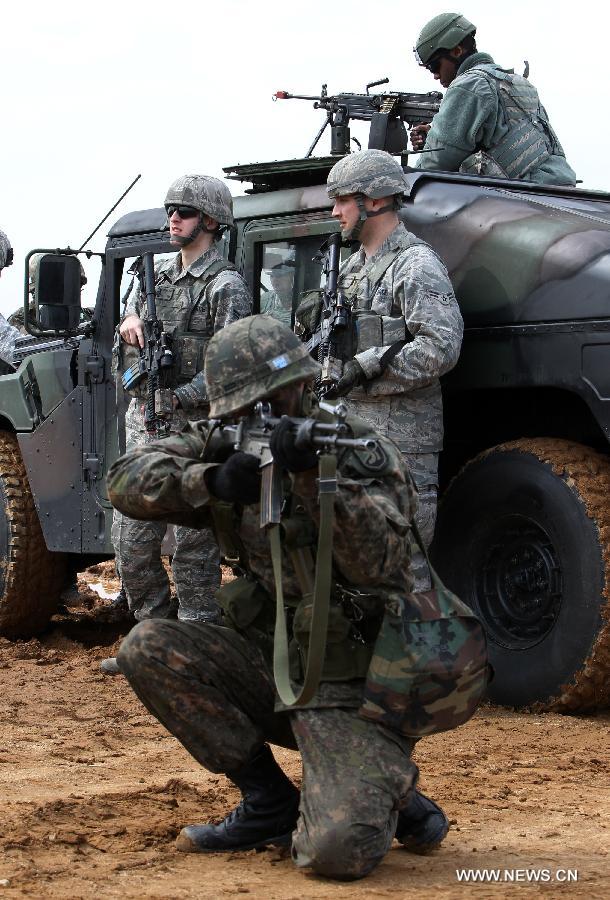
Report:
315,233,351,393
297,234,353,394
204,399,375,528
121,253,174,436
274,78,442,157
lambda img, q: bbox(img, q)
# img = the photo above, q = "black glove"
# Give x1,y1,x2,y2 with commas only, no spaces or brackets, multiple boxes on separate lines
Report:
205,452,261,504
270,416,318,473
324,359,366,399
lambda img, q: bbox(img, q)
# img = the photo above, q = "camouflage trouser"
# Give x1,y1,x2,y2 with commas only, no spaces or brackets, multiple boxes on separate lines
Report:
111,400,221,622
118,620,417,880
403,452,438,592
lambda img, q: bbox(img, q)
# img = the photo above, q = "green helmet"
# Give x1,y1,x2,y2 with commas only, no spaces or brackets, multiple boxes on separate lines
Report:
205,314,320,418
414,13,476,66
0,229,13,270
164,174,234,226
327,149,408,200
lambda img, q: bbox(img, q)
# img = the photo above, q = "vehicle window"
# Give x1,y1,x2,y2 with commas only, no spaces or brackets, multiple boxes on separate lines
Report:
258,236,346,328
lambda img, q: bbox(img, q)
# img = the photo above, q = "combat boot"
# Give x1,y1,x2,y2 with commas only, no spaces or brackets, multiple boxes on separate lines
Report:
176,744,300,853
100,657,122,676
396,789,450,854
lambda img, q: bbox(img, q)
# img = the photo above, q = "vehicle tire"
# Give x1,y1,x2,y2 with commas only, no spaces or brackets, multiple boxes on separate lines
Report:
0,432,66,637
432,438,610,711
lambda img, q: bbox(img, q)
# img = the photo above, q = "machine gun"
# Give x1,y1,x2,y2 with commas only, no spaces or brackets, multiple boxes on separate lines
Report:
121,253,174,436
274,78,442,157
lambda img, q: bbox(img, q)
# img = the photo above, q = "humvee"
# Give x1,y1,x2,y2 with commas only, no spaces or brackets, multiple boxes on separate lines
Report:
2,150,609,713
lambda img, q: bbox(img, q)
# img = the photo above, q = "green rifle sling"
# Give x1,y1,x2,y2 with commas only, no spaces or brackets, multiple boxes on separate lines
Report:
270,453,337,707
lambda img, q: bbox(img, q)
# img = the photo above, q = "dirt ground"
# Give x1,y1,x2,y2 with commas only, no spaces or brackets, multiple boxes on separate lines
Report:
0,563,608,899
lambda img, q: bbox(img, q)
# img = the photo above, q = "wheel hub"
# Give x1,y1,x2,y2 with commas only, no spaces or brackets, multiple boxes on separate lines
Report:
476,516,562,650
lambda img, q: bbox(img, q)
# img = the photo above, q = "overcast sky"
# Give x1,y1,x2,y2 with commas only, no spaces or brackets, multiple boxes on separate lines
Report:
0,0,605,314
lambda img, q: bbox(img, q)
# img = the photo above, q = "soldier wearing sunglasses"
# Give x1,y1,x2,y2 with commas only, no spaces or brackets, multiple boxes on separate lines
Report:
104,176,252,673
410,13,575,185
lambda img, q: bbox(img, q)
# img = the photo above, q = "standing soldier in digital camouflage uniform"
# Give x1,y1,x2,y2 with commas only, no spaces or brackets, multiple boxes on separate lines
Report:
103,176,252,675
410,13,576,185
107,314,449,879
260,260,295,327
0,229,21,367
322,150,463,590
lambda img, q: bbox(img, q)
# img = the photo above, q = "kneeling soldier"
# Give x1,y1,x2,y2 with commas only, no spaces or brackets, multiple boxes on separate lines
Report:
107,315,448,880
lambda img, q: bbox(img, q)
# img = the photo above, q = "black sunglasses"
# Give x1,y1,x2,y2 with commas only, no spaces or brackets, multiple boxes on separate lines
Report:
426,54,444,75
166,205,199,220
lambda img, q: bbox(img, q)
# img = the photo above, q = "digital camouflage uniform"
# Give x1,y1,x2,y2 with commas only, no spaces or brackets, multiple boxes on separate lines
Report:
325,152,463,589
415,51,576,186
112,246,252,621
0,229,19,367
107,315,426,879
260,289,292,327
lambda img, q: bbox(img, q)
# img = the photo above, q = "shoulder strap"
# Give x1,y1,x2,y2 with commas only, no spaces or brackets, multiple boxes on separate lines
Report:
271,453,337,707
211,502,247,568
185,260,237,330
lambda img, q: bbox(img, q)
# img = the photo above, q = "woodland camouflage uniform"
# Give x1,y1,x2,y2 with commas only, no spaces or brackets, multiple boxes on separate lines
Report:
108,315,448,879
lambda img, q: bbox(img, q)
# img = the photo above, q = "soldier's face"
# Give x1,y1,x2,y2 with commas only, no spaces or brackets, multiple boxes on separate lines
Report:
168,206,200,244
270,272,294,295
332,195,360,235
435,54,458,88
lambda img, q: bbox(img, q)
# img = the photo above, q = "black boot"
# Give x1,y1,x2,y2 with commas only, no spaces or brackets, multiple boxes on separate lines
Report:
396,790,449,855
176,744,300,853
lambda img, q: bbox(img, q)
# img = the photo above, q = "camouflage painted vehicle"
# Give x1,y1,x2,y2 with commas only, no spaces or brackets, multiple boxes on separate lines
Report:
1,153,609,713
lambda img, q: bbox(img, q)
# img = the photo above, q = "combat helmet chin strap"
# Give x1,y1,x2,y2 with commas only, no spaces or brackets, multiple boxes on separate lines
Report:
168,213,220,247
342,193,398,243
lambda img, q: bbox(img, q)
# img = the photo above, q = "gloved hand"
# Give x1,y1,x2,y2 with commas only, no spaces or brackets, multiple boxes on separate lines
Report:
324,359,366,399
270,416,318,472
205,452,261,504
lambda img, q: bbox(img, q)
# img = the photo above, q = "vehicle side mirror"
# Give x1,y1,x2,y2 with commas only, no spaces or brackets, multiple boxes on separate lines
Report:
28,253,83,335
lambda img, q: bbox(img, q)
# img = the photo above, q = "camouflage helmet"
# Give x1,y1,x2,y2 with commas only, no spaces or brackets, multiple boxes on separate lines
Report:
28,252,87,290
164,175,234,226
0,229,13,270
327,150,409,200
205,314,320,418
414,13,476,66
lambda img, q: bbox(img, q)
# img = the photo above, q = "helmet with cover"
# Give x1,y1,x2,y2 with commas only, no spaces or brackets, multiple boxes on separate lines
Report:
327,149,409,200
327,149,408,240
205,314,320,418
0,229,13,270
164,175,234,226
414,12,476,66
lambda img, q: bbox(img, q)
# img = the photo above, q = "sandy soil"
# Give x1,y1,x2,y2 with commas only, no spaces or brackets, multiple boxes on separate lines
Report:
0,562,608,899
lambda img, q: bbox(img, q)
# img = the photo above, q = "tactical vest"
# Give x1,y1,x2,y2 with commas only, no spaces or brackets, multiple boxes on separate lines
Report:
460,65,562,179
295,234,430,362
114,258,235,395
153,258,236,388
